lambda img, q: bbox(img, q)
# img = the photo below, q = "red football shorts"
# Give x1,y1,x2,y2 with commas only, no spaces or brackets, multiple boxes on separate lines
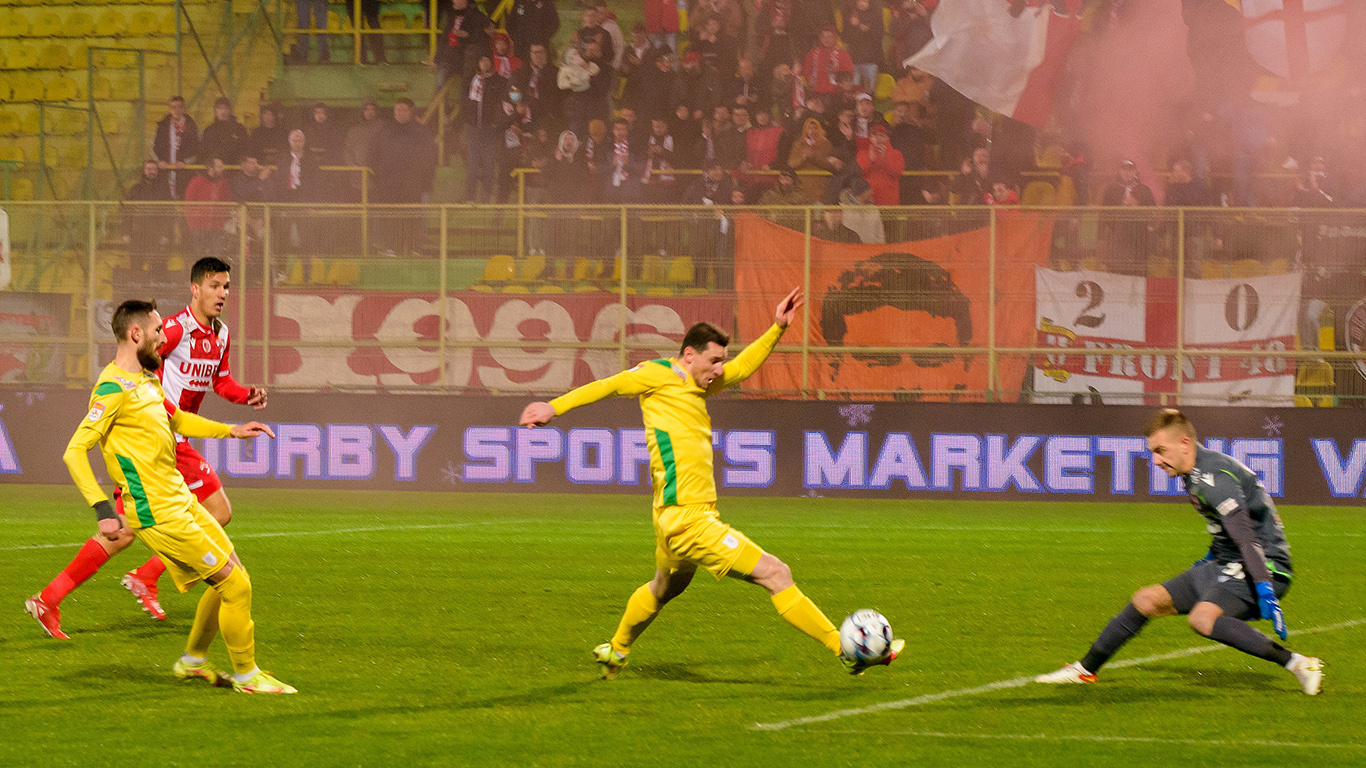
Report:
175,441,223,502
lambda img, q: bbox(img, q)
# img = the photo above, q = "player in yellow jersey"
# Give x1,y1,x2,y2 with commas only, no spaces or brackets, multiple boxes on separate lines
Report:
520,287,904,678
28,299,295,694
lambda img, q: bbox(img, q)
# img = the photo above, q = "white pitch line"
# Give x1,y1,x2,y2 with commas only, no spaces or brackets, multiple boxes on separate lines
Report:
752,616,1366,732
0,519,540,552
820,730,1366,751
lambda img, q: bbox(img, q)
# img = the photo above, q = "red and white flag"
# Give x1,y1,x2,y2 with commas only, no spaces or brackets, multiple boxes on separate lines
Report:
904,0,1084,127
1242,0,1346,80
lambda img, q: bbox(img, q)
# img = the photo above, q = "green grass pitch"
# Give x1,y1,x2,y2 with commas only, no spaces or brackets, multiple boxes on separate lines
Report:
2,486,1363,767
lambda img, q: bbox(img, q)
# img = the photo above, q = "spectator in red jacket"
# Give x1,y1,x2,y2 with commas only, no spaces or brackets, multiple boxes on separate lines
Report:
183,157,233,258
491,32,523,78
857,125,905,205
644,0,680,51
802,27,854,96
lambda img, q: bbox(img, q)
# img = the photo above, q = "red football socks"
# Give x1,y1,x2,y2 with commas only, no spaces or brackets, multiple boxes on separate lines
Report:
39,539,111,607
134,556,167,585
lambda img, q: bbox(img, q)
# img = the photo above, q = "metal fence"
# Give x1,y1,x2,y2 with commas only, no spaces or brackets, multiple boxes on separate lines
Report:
1,201,1363,405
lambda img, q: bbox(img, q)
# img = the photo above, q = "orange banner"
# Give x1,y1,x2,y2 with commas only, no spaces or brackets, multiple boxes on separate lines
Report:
735,214,1053,400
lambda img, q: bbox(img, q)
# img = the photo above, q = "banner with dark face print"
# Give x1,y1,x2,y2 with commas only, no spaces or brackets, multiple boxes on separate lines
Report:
733,214,1052,400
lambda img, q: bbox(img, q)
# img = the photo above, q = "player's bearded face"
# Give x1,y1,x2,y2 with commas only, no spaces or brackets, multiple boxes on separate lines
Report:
136,321,163,371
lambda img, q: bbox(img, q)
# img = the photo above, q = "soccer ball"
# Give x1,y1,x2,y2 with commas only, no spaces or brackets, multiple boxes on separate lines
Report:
840,609,894,662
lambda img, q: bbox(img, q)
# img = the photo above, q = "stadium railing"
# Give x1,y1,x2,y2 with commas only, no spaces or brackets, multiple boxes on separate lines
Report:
0,201,1363,407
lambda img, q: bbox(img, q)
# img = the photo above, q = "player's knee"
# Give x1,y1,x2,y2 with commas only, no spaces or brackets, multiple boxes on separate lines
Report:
210,562,251,600
1131,587,1165,617
1187,604,1219,636
755,555,793,593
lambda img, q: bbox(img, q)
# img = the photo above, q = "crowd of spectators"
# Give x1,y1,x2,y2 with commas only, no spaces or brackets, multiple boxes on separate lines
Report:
433,0,970,213
131,0,1366,262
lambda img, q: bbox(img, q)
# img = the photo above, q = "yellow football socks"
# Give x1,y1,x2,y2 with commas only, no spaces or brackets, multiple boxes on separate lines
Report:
185,587,222,659
610,584,662,655
214,566,257,675
772,585,841,653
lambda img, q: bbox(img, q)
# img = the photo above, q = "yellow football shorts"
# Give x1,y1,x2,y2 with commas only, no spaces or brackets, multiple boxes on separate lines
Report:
132,501,235,593
653,503,764,581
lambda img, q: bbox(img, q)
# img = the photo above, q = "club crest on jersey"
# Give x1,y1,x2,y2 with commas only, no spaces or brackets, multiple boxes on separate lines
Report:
201,339,212,353
86,402,105,422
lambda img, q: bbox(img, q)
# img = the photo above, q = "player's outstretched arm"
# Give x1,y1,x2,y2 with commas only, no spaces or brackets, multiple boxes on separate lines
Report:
520,402,556,427
715,287,804,390
230,421,276,439
525,367,661,425
168,406,236,440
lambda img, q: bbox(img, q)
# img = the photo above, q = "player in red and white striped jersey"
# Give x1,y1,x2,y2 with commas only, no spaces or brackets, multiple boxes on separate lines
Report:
120,256,267,617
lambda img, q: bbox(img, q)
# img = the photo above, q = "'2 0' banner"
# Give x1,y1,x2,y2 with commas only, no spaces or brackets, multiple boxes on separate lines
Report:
1035,268,1299,405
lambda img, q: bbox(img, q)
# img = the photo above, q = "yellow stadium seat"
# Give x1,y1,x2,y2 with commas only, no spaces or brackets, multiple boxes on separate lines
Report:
30,11,63,37
0,111,19,135
1229,259,1262,278
54,111,85,136
11,73,43,101
160,11,177,35
20,110,40,134
98,111,121,134
1079,257,1104,272
102,49,138,68
95,10,127,37
1021,181,1056,206
38,44,72,69
41,143,58,166
1267,257,1290,275
0,9,30,37
639,253,667,284
8,178,34,201
128,10,159,36
327,10,348,31
478,254,516,282
1200,262,1226,279
65,10,95,38
0,145,22,163
875,72,895,100
665,255,693,285
519,252,546,281
69,42,89,67
45,76,79,101
380,11,408,30
63,144,86,167
89,75,111,99
5,44,38,70
0,75,11,101
572,258,602,281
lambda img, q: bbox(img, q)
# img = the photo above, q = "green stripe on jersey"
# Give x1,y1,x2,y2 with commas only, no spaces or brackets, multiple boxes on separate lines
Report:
654,428,678,506
649,359,672,369
115,455,156,527
93,381,123,396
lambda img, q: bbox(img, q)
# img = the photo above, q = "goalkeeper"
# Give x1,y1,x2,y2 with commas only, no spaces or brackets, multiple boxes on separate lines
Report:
1036,409,1323,695
520,288,903,679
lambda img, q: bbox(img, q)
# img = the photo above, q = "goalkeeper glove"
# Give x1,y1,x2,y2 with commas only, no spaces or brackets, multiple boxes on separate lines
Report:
1255,582,1287,641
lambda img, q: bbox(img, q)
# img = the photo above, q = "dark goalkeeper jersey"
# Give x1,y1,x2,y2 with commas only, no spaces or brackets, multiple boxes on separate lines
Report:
1181,445,1293,584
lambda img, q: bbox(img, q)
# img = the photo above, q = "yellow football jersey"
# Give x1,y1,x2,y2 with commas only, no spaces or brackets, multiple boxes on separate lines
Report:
64,362,234,528
550,324,784,508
